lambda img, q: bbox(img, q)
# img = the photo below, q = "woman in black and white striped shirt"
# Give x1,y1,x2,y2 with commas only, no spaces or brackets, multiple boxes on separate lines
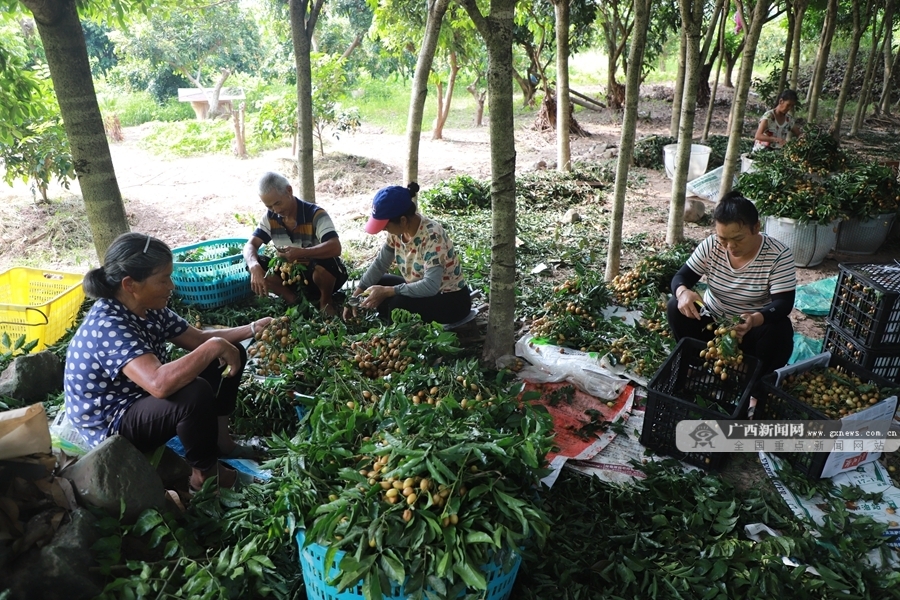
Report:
668,192,797,374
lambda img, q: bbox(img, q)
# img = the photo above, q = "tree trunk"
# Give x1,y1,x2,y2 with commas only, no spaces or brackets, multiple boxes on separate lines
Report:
719,0,770,198
606,0,651,281
405,0,451,183
723,50,738,88
554,0,571,171
778,4,794,95
233,102,246,157
699,0,725,65
670,27,687,136
605,25,622,109
806,0,837,123
702,2,728,141
432,52,459,140
829,0,869,141
789,1,807,91
879,0,896,114
207,69,231,119
340,32,363,60
513,70,538,107
467,81,487,126
462,0,517,364
695,0,726,108
177,67,230,120
667,0,704,245
289,0,324,201
23,0,129,260
853,9,884,135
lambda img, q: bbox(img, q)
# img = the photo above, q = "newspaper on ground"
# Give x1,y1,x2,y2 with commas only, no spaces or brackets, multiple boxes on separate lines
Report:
525,382,634,488
760,452,900,558
565,408,651,483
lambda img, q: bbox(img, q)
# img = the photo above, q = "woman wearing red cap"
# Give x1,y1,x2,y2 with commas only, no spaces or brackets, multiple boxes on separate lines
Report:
344,182,471,324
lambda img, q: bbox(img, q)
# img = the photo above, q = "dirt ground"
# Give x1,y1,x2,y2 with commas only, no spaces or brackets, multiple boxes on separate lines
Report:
2,84,900,342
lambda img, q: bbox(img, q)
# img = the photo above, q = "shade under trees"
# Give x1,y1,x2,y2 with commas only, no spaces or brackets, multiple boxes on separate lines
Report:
15,0,129,259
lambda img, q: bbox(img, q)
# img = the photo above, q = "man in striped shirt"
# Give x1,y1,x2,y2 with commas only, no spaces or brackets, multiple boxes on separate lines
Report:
243,172,348,315
668,191,796,374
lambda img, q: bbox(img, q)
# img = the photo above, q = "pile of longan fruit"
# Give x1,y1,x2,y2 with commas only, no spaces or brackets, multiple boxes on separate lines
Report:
699,322,744,381
350,334,412,379
353,453,465,526
782,367,883,418
248,315,295,376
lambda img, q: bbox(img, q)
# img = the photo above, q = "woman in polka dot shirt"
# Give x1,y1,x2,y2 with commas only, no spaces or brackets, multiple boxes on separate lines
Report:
64,233,272,491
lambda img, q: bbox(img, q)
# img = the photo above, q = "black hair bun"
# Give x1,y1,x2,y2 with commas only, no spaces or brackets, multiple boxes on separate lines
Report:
407,182,420,196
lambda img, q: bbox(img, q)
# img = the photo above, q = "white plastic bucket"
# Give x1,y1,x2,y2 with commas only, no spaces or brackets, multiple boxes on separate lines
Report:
763,216,840,268
835,214,896,255
740,153,757,173
663,144,712,180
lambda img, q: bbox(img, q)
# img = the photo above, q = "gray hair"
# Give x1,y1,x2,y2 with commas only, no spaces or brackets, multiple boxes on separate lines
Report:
258,172,291,196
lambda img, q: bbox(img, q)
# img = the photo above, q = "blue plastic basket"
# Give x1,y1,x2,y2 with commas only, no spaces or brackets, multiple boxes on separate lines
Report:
296,530,521,600
170,238,252,308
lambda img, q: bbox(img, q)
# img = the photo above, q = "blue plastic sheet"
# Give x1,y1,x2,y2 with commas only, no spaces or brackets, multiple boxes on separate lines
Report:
166,436,271,481
794,276,837,317
788,333,823,365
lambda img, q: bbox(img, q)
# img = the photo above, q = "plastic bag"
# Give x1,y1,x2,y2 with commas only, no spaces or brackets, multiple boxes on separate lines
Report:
788,333,824,366
686,166,739,204
49,410,90,456
794,276,837,317
514,335,627,400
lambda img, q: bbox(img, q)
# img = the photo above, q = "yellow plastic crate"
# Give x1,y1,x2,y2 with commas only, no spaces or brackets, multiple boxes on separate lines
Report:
0,267,85,352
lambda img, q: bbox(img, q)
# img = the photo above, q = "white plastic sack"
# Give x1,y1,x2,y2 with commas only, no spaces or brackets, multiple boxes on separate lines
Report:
514,335,627,400
686,166,739,204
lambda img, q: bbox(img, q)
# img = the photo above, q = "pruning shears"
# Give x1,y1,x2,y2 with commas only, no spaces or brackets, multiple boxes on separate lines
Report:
694,299,712,318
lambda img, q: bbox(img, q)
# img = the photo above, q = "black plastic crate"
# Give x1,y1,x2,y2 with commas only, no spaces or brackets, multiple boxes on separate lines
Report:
640,337,761,470
753,353,897,479
822,325,900,383
827,263,900,349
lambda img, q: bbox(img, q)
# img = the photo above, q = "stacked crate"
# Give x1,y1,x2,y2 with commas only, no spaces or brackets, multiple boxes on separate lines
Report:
823,263,900,382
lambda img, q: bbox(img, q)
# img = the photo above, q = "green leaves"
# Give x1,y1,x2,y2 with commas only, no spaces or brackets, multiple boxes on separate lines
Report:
514,460,900,600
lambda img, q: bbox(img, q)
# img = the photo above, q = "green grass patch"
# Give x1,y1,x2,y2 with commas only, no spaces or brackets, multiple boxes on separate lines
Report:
350,73,537,134
140,116,287,158
98,90,194,127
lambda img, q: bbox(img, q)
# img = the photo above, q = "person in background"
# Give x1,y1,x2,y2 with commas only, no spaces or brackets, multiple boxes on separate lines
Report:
243,172,348,315
64,233,272,491
343,182,471,324
667,192,796,374
753,89,802,151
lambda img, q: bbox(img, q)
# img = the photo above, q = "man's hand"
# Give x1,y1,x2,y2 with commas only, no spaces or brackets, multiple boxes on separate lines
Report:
276,246,305,263
676,287,702,320
249,264,268,297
